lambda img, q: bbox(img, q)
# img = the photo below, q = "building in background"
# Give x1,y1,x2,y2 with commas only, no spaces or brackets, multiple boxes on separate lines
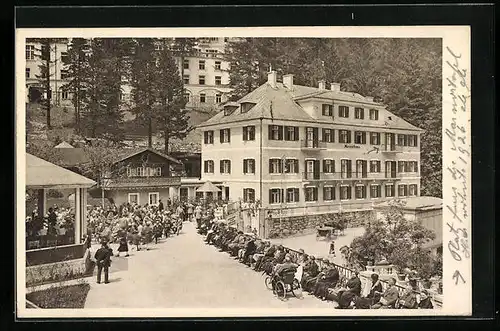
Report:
198,71,424,218
25,39,71,106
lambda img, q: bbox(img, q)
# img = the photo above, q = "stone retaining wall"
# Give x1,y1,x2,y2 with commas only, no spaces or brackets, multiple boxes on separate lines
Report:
268,210,372,238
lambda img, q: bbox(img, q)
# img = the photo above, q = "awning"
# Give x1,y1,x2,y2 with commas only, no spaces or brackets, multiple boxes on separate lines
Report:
196,181,222,193
26,153,96,189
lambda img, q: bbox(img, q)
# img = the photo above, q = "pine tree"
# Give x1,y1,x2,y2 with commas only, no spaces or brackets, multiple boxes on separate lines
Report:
61,38,91,133
155,39,190,154
171,38,197,82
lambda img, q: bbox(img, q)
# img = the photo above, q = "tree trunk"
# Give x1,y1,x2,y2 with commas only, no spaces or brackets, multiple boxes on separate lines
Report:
46,54,51,130
164,123,169,154
148,117,153,148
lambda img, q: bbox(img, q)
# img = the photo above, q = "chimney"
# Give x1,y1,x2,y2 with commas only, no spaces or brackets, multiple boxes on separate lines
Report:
318,80,326,90
268,71,277,88
330,82,341,92
283,74,294,90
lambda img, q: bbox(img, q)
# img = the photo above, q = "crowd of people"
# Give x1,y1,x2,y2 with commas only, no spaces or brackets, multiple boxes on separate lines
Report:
26,206,76,248
197,215,434,309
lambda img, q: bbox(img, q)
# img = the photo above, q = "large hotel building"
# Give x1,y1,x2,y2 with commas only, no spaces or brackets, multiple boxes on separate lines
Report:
198,71,423,217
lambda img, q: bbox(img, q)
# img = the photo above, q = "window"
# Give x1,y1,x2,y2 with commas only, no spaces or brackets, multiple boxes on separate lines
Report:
339,105,349,118
126,167,136,177
284,159,299,173
322,128,334,143
220,160,231,174
398,161,406,173
356,160,368,178
322,104,333,116
284,126,299,141
407,134,418,147
397,134,407,146
323,186,335,201
199,75,205,85
184,93,190,102
369,160,381,173
385,160,397,178
340,186,352,200
62,91,69,100
355,107,364,119
60,69,69,80
204,130,214,144
220,129,231,143
61,51,69,64
269,188,284,204
215,76,222,85
409,184,418,196
243,159,255,174
183,75,189,84
199,93,206,103
215,61,221,70
199,60,205,70
243,188,255,203
398,184,408,197
370,185,381,198
369,109,379,120
322,159,335,173
268,125,283,140
340,159,352,178
26,45,35,60
305,187,318,202
128,193,139,205
25,68,30,79
243,126,255,141
269,158,283,174
286,188,300,203
204,160,214,173
385,184,395,197
355,185,367,199
354,131,366,144
148,192,159,205
183,59,190,69
137,167,145,177
370,132,380,145
215,94,222,103
339,130,351,143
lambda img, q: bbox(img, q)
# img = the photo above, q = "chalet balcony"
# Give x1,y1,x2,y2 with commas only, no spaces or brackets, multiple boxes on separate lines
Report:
300,139,326,151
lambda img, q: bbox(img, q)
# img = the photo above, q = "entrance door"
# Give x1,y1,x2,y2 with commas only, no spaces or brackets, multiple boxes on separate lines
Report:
305,160,315,179
225,187,230,201
179,187,188,201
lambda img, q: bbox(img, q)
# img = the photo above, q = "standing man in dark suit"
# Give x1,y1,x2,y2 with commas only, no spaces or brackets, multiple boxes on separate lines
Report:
94,239,113,284
158,199,164,212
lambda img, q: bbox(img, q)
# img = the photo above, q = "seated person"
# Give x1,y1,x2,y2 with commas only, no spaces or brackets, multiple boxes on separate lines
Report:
303,258,328,292
371,278,400,309
313,264,340,300
396,285,418,309
252,241,270,269
242,237,257,265
417,289,434,309
301,255,320,290
256,244,277,272
271,256,298,290
337,271,362,309
355,273,383,309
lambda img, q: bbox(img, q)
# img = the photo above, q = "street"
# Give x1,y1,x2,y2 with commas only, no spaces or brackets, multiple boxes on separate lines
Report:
84,221,334,309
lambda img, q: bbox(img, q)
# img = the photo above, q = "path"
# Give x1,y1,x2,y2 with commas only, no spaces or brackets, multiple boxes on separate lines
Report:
84,222,334,309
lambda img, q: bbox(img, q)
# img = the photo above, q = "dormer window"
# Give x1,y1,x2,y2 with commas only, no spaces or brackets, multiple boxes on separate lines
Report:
223,103,238,116
240,102,256,114
322,104,333,116
369,109,379,120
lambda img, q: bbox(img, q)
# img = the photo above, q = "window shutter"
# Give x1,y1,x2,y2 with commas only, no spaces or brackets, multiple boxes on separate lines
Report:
294,159,299,173
268,125,273,140
243,160,247,174
332,160,336,173
314,160,320,178
204,160,207,172
203,132,207,144
227,129,231,143
322,160,327,173
281,189,284,203
228,160,231,173
363,132,366,144
278,126,283,140
269,159,273,174
415,161,419,172
347,160,352,177
294,127,299,141
269,190,273,204
220,160,223,173
294,188,299,202
347,131,351,143
220,130,223,143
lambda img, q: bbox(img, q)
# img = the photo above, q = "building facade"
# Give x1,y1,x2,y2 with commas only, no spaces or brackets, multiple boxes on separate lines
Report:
198,71,424,217
25,39,72,106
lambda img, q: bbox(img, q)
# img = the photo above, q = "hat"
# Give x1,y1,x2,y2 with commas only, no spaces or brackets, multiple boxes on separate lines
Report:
298,248,305,254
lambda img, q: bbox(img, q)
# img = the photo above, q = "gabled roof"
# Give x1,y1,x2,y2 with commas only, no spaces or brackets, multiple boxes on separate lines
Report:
54,141,75,148
112,147,182,165
26,153,96,189
197,81,423,132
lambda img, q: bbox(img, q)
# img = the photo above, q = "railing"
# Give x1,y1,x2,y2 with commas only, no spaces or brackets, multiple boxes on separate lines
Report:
300,139,326,149
303,171,321,180
382,145,403,153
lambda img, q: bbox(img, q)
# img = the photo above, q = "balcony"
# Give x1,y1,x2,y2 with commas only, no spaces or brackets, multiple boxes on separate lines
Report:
381,144,403,153
300,139,326,151
303,171,321,181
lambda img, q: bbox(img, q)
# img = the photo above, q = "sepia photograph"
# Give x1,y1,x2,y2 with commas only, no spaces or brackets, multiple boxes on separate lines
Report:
15,26,471,318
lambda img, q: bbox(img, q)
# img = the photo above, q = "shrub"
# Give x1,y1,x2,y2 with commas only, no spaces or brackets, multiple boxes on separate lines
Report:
26,282,90,309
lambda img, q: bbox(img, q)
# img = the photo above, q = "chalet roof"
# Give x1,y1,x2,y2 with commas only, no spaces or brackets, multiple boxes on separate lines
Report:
373,196,443,211
112,147,182,165
103,177,181,190
198,81,423,132
26,153,96,189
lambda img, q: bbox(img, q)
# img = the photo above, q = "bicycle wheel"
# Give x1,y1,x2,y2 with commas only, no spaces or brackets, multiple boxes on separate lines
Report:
275,281,286,300
265,276,273,290
291,279,303,299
